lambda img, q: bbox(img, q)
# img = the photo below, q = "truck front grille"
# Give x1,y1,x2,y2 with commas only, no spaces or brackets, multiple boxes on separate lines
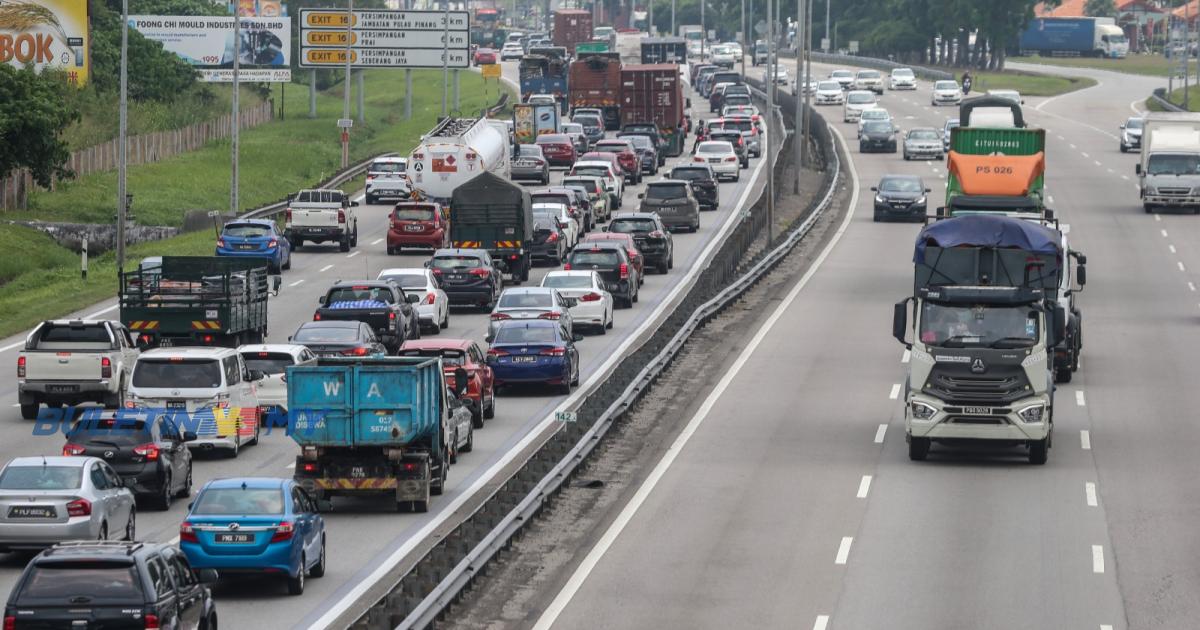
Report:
1159,187,1191,197
925,373,1031,405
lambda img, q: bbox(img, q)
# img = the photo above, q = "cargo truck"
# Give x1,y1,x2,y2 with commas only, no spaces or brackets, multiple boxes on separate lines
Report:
568,52,622,130
519,52,569,109
289,356,467,513
619,63,687,157
513,102,562,145
1136,112,1200,214
640,36,687,63
450,171,535,284
1019,16,1128,58
408,117,511,205
553,9,593,54
119,257,279,349
893,215,1077,465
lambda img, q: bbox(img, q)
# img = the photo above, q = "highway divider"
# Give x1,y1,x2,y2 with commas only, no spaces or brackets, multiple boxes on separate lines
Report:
1150,86,1186,112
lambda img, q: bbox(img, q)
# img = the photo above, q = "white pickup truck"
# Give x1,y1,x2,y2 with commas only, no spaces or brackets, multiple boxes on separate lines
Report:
17,320,140,419
283,188,360,251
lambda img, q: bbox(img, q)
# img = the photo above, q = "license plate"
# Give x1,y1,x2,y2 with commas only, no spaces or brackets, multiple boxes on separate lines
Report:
512,356,537,363
215,533,255,544
305,228,327,234
449,274,464,281
404,225,424,232
8,506,54,518
46,384,77,393
237,244,256,250
166,401,187,409
709,158,721,163
963,407,991,415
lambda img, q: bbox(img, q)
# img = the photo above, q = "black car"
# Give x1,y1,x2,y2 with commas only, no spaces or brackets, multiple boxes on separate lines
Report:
565,242,639,308
618,133,661,173
530,216,568,264
315,280,420,351
7,541,218,630
860,120,898,153
533,188,593,232
291,320,387,357
670,165,720,211
872,175,930,222
428,248,503,309
607,212,674,274
573,114,606,144
63,412,195,510
709,130,749,168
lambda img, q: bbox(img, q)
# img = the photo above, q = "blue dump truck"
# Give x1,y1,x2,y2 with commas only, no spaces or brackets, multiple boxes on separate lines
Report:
287,357,464,513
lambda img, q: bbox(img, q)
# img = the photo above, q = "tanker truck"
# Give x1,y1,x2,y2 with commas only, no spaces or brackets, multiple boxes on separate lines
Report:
408,117,511,206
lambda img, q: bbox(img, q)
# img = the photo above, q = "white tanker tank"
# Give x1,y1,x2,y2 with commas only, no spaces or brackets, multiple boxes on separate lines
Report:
407,117,511,202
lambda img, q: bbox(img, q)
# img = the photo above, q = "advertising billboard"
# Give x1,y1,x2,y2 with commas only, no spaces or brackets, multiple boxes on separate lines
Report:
130,15,291,82
0,0,90,85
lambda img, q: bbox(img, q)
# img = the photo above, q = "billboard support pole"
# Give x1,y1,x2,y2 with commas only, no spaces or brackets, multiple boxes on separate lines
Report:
454,69,460,111
310,70,317,118
357,71,365,123
342,0,353,169
406,69,413,120
232,5,240,217
442,0,450,117
118,0,128,276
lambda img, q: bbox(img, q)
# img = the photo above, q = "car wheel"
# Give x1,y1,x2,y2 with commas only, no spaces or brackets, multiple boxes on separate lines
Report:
1028,438,1049,465
441,309,450,330
449,432,459,464
908,436,930,461
365,194,376,205
351,227,359,247
177,463,193,498
287,557,306,595
339,237,351,253
606,312,614,329
20,403,37,420
153,473,173,511
462,424,474,453
249,416,261,445
874,213,883,222
387,246,397,255
310,535,327,578
226,436,239,459
282,253,291,270
471,399,484,428
668,253,674,270
903,153,909,161
124,509,136,541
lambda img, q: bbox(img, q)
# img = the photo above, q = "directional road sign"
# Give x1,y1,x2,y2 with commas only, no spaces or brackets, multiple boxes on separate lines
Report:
300,9,470,69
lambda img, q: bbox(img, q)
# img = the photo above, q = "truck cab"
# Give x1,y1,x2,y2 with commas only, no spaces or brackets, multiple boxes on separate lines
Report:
1137,112,1200,213
284,189,359,252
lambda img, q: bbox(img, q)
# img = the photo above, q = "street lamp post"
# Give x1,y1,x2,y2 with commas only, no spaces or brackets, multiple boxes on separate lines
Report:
231,2,241,216
117,0,128,274
766,0,774,245
795,0,804,190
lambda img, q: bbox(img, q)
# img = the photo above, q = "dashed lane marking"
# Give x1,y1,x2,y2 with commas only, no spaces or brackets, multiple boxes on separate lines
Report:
835,537,853,565
347,251,361,259
1076,391,1086,406
889,384,901,399
874,424,888,444
901,349,911,363
1093,545,1105,573
371,238,383,245
319,264,333,272
1189,282,1195,292
813,616,830,630
288,279,305,287
1081,430,1092,450
1162,229,1169,237
1170,245,1177,254
857,475,872,499
1179,261,1186,272
1086,482,1098,507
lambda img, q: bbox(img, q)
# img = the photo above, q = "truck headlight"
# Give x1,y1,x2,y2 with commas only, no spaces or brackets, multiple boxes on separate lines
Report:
1017,404,1045,424
1145,187,1158,195
910,400,937,420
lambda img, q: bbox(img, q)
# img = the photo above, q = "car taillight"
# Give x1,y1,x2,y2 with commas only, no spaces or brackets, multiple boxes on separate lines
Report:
424,292,436,305
619,263,629,279
202,335,214,344
314,311,322,320
540,347,566,356
271,521,295,542
469,268,491,277
17,356,26,378
581,292,602,302
134,443,160,461
563,263,572,270
539,312,561,320
431,268,443,276
5,615,14,630
338,209,346,224
101,356,112,379
627,248,639,259
66,498,91,517
725,157,737,162
217,238,225,248
285,208,292,223
487,348,509,358
62,443,86,456
179,521,198,543
144,614,160,629
694,157,705,162
267,239,278,248
389,311,396,320
490,313,511,321
343,347,369,356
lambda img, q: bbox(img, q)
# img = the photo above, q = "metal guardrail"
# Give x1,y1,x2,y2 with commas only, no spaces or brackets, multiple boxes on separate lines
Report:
784,50,955,82
379,83,843,630
1151,87,1186,112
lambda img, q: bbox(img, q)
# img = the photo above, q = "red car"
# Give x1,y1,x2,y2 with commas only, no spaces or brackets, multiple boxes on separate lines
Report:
474,48,497,65
398,339,495,426
387,202,449,254
581,232,645,284
592,140,642,184
535,134,578,168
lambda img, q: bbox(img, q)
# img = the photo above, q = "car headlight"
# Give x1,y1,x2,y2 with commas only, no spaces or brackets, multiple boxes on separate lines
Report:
911,400,937,420
915,196,926,205
1017,404,1045,424
875,194,886,204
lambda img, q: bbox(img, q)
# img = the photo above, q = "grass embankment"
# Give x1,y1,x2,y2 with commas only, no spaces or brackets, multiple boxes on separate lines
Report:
927,67,1096,97
1147,86,1200,112
0,69,512,339
0,225,79,285
1011,54,1197,78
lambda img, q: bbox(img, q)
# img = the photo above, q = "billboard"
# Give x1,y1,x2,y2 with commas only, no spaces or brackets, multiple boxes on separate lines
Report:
299,9,469,69
0,0,90,85
130,15,291,82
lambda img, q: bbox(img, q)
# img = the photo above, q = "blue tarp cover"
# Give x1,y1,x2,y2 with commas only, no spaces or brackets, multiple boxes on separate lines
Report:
914,214,1060,264
328,300,389,309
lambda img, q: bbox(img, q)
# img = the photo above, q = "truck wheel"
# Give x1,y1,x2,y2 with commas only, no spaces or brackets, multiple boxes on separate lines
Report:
351,227,359,247
1144,204,1155,214
413,499,429,513
908,436,930,461
339,237,351,253
20,403,38,420
1055,367,1073,384
1028,438,1049,465
431,452,447,496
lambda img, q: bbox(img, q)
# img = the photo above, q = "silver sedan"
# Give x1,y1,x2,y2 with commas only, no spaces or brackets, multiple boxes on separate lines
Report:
0,456,136,551
486,287,576,342
378,267,451,334
903,127,945,161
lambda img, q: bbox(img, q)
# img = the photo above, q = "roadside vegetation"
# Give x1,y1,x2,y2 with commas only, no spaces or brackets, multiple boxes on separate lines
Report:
954,69,1097,97
1012,54,1197,78
1149,85,1200,112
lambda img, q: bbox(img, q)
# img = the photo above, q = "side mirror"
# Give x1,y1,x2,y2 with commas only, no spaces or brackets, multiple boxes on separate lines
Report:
1119,125,1125,130
1135,163,1142,175
637,193,644,199
183,431,198,442
1076,264,1087,287
197,569,220,584
406,293,422,304
454,367,469,396
893,299,911,348
485,332,494,343
123,477,137,488
573,333,584,342
317,295,327,305
287,335,293,341
424,260,432,268
350,201,361,207
249,370,265,381
870,186,878,192
924,188,931,193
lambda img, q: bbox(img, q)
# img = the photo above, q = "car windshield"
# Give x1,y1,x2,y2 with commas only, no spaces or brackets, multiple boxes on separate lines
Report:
908,130,940,140
919,303,1040,348
398,348,465,366
1125,118,1143,130
893,69,914,78
293,325,360,343
542,275,593,289
222,224,271,238
609,219,656,233
862,110,888,120
880,178,923,193
698,142,732,154
499,292,553,308
562,123,583,133
818,81,840,90
534,218,557,232
945,119,960,131
18,565,144,603
832,71,852,78
494,325,557,344
518,145,543,158
848,93,874,104
132,359,222,389
623,136,653,149
573,166,610,178
671,168,709,181
863,122,891,134
192,487,285,515
858,71,880,78
935,81,959,90
431,256,483,270
0,465,82,490
722,120,752,132
240,352,296,375
574,116,602,127
646,183,688,200
570,250,621,266
393,206,435,221
325,286,394,304
379,273,428,291
563,179,598,193
371,161,405,173
595,143,629,153
1147,154,1200,175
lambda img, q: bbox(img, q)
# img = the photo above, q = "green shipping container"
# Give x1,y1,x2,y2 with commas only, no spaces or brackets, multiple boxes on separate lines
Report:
576,41,610,53
946,127,1046,212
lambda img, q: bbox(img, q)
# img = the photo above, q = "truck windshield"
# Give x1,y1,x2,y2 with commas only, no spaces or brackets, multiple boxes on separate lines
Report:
132,359,222,389
1147,154,1200,175
192,488,284,515
918,303,1040,348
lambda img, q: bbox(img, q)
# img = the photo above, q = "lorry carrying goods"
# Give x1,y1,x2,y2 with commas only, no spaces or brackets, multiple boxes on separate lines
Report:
1019,16,1128,58
519,53,569,105
619,63,687,157
17,320,139,419
640,36,687,63
408,117,511,203
552,8,593,54
894,214,1075,465
513,102,561,145
288,356,454,513
450,171,535,283
568,52,622,130
1136,112,1200,214
119,257,278,349
943,97,1044,217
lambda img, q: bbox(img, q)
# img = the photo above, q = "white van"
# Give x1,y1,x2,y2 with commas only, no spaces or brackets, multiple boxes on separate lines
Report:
236,344,317,417
125,347,263,457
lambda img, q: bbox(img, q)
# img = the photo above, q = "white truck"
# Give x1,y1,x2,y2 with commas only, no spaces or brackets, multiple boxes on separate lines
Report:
17,320,140,419
407,118,510,204
283,188,360,251
1136,112,1200,214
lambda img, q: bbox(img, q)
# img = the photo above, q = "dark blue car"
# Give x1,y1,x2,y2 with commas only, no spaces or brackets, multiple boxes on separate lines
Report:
216,219,292,273
486,320,582,394
180,477,325,595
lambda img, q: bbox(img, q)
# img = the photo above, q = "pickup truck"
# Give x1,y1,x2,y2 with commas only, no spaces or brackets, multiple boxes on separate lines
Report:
314,281,421,353
17,320,140,419
283,189,360,252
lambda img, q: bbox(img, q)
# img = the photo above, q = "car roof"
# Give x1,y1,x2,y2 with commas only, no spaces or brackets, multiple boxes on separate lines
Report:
378,267,429,277
611,212,659,220
140,347,238,359
501,286,557,295
906,127,939,134
372,156,406,163
36,541,163,564
545,270,600,278
236,344,309,356
647,179,687,186
6,456,93,469
573,160,617,170
880,174,923,183
672,164,714,172
202,477,287,490
330,280,391,288
223,219,274,227
298,320,360,329
434,248,488,257
400,338,473,351
493,319,560,332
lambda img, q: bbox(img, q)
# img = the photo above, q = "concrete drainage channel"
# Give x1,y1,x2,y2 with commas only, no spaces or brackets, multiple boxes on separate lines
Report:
347,87,842,630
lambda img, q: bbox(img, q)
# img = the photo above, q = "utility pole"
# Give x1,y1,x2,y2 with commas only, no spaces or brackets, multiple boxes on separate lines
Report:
766,0,774,245
648,0,653,35
232,3,240,216
117,0,128,274
671,0,675,35
309,69,317,118
700,0,706,59
795,0,804,190
803,0,812,165
405,69,413,120
442,0,450,116
823,0,829,52
342,0,353,169
740,0,746,76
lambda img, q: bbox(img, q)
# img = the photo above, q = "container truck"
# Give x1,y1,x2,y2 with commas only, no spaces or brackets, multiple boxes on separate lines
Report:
450,171,535,284
1136,112,1200,214
1019,16,1128,58
553,9,593,55
640,36,687,63
619,63,687,157
679,24,703,56
568,52,622,130
289,356,465,513
519,52,569,109
893,214,1077,465
513,102,561,145
119,257,280,349
407,117,511,205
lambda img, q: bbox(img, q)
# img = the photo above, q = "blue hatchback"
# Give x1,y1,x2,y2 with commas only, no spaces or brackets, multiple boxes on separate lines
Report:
215,219,292,273
486,320,582,394
180,477,325,595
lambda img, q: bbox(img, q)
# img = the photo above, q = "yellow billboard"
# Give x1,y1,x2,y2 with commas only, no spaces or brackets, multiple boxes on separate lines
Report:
0,0,90,86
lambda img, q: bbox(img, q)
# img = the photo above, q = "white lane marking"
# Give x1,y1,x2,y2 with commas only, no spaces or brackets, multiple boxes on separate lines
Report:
856,475,872,499
286,461,296,469
371,238,383,245
529,124,857,630
288,279,305,287
319,264,333,272
938,173,945,179
1121,175,1129,180
1093,545,1105,573
1081,430,1092,450
1086,482,1098,507
1130,97,1147,115
10,404,19,408
889,384,901,399
874,424,888,444
347,251,360,259
1162,229,1169,238
813,616,830,630
1094,160,1102,167
1170,245,1177,254
901,349,911,363
1056,135,1065,140
1155,214,1162,222
1102,625,1114,630
835,537,853,565
1070,144,1077,149
1179,261,1186,272
1076,391,1086,407
1048,195,1055,204
1107,168,1114,174
168,535,180,545
1081,152,1090,158
87,304,119,318
1189,282,1196,292
0,342,21,352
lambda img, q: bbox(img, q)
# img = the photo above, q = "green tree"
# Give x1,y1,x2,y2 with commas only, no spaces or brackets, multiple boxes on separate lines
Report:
0,65,80,186
1084,0,1117,17
86,0,199,101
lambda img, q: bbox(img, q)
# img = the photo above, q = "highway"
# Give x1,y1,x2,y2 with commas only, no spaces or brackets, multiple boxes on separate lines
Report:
0,61,771,627
529,60,1184,630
